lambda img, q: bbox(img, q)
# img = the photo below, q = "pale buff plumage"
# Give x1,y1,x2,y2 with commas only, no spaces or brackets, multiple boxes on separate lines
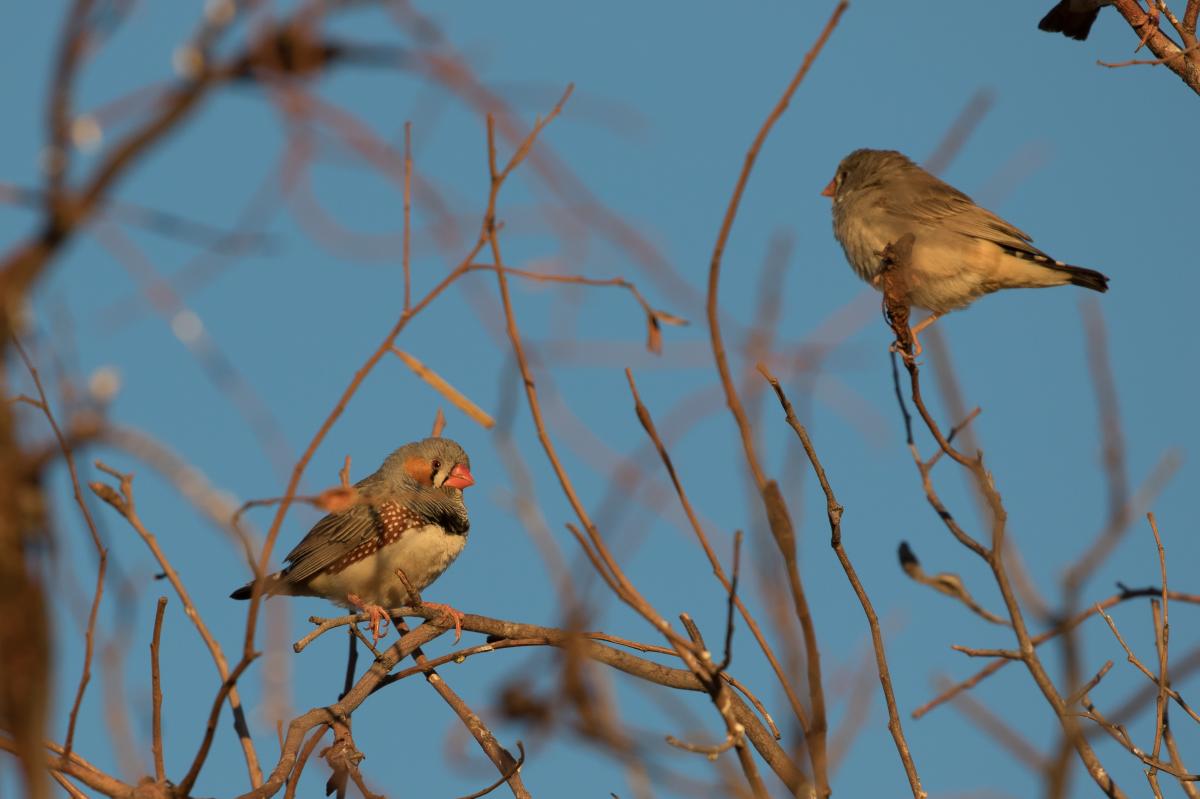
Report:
825,149,1108,318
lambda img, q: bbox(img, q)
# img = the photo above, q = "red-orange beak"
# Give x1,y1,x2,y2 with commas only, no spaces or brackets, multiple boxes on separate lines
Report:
820,177,836,198
444,463,474,489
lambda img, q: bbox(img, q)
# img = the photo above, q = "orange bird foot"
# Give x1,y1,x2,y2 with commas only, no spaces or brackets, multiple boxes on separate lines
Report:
347,593,391,643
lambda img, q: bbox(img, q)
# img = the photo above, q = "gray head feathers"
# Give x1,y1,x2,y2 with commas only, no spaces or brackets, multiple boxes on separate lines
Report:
368,437,472,534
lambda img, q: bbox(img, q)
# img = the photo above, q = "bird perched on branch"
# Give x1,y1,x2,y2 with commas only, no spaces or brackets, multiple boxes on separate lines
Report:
231,437,475,642
822,148,1108,353
1037,0,1112,40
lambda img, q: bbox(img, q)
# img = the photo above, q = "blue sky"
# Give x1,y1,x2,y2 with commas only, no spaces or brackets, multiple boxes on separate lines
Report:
3,2,1198,797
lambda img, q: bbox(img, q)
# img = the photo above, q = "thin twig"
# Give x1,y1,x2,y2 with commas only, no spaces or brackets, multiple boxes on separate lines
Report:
1098,43,1200,67
1067,661,1114,708
482,104,771,799
177,653,260,797
150,596,167,783
1149,513,1171,789
881,243,1126,798
397,619,530,799
915,586,1200,718
717,531,742,672
1077,695,1200,782
1097,606,1200,725
464,263,685,354
283,724,329,799
402,120,412,313
0,737,130,797
925,407,982,469
1106,0,1200,94
666,731,742,756
453,742,528,799
49,771,88,799
13,338,107,762
44,0,98,204
1186,0,1200,36
704,8,847,790
1051,300,1141,791
390,347,495,428
340,627,358,701
952,645,1022,660
759,363,925,798
1164,710,1200,799
89,462,262,785
624,367,810,732
244,622,445,799
297,607,803,792
377,638,539,687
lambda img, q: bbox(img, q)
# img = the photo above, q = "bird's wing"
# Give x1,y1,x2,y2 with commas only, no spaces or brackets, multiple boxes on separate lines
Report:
280,469,412,584
281,501,384,584
881,174,1048,258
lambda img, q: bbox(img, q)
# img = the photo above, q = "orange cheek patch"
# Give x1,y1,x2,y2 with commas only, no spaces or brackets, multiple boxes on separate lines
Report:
403,457,432,484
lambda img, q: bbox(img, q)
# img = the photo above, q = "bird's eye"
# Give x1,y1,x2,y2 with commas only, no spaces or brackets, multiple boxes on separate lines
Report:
431,458,442,471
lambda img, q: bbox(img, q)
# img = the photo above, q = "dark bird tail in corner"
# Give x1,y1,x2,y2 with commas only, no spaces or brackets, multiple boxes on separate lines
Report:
1057,263,1110,293
230,573,283,600
1037,255,1110,292
1038,1,1101,40
1002,245,1110,293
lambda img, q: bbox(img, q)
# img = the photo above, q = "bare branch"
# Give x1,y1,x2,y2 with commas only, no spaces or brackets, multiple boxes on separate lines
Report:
453,742,528,799
301,607,806,794
177,653,260,797
624,367,810,733
399,617,530,799
0,736,130,797
951,645,1022,660
1098,604,1200,726
760,363,926,799
1099,42,1200,66
916,586,1200,718
89,461,262,785
1107,0,1200,93
150,596,168,783
390,347,496,429
881,239,1127,797
1149,514,1171,789
283,725,328,799
12,338,106,764
704,8,848,789
402,120,413,312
